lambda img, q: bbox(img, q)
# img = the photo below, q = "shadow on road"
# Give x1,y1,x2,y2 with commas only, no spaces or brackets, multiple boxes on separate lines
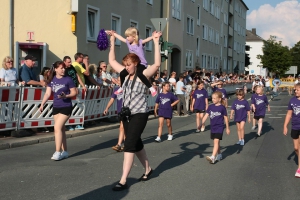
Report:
288,151,298,165
69,178,137,200
151,142,210,179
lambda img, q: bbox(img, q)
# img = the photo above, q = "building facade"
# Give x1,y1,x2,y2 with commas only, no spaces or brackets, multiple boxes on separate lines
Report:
246,28,267,77
1,0,248,77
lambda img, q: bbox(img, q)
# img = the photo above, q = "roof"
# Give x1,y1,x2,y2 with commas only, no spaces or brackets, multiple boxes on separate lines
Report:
246,30,264,42
240,0,249,10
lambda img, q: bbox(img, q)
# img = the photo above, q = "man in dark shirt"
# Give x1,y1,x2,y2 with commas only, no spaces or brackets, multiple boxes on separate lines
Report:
63,56,86,91
19,55,46,87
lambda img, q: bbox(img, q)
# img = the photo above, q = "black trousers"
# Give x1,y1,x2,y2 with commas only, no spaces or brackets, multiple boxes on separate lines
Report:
122,113,149,152
120,65,152,88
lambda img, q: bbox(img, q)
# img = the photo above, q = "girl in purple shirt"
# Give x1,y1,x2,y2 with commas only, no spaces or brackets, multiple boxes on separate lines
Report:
230,90,251,146
104,85,125,152
108,27,157,97
251,86,270,137
211,81,228,107
154,82,179,142
191,81,208,132
40,61,77,161
202,91,230,164
283,83,300,177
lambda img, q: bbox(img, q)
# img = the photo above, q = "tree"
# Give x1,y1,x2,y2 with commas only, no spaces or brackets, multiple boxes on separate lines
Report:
290,41,300,73
257,35,292,76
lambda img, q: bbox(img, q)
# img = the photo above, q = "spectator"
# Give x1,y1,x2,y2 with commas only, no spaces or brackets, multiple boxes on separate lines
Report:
72,53,89,86
175,75,188,116
159,72,166,83
39,67,50,86
185,70,193,83
96,67,103,85
168,71,176,93
0,56,19,86
19,55,46,87
185,81,193,112
99,61,112,87
63,56,86,91
163,69,168,81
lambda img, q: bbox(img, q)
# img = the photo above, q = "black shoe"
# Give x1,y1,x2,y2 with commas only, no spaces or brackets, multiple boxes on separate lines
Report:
139,168,153,181
112,182,128,191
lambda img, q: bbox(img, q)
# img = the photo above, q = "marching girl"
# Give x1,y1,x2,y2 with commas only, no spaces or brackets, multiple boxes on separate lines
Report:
154,82,179,142
191,81,208,132
283,83,300,177
202,91,230,164
251,85,270,137
230,90,251,146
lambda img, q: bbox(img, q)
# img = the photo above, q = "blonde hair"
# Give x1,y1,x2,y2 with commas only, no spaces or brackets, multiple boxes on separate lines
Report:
255,85,264,94
212,91,225,106
2,56,14,70
125,27,139,44
88,64,97,75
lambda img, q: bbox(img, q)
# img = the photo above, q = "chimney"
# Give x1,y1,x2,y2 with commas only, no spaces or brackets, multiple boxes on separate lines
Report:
252,28,256,35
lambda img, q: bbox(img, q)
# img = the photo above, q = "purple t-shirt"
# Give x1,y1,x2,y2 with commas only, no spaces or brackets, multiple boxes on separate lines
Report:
287,97,300,130
48,76,75,108
213,87,228,99
251,94,268,116
192,89,208,110
126,39,147,66
111,87,123,113
155,92,178,118
231,99,250,122
206,104,227,133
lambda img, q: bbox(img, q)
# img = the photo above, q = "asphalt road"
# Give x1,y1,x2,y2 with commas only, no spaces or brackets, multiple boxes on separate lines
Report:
0,91,298,200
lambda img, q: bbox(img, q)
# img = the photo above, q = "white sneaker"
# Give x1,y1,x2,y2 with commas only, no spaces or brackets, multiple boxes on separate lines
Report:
195,129,200,133
167,135,173,141
240,140,245,146
206,156,215,164
251,126,256,130
236,140,241,145
216,154,222,161
155,137,161,142
200,126,205,132
51,151,62,161
61,151,69,159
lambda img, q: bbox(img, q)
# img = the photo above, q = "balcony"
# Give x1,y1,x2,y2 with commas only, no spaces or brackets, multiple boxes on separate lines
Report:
229,26,233,36
229,5,233,15
228,48,232,57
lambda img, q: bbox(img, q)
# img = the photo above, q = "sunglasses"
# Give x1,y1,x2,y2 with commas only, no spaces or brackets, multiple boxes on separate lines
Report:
6,61,13,63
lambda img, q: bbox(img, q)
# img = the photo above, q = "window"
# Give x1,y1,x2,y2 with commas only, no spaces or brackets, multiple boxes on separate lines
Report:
185,50,193,69
224,35,227,47
130,20,138,28
223,58,227,70
197,5,201,25
234,40,237,51
214,57,219,69
224,13,228,25
145,26,152,51
146,0,153,5
187,15,194,35
210,0,214,15
172,0,181,20
202,54,207,68
86,5,100,42
196,37,200,57
215,32,219,45
202,24,208,40
111,14,122,45
203,0,209,11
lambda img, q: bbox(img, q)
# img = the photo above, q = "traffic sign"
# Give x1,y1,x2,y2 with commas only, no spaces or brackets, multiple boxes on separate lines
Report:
150,18,168,32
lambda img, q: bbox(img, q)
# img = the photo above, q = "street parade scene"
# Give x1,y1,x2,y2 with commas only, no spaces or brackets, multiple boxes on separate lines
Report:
1,0,300,199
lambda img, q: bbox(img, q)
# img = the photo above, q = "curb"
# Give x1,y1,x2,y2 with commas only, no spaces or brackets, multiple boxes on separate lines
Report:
0,115,157,150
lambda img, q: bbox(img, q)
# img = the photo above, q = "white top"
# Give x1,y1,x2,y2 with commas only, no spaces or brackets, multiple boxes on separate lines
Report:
102,71,112,86
295,80,299,85
168,77,176,91
0,68,18,83
176,81,185,95
252,81,263,87
265,78,270,87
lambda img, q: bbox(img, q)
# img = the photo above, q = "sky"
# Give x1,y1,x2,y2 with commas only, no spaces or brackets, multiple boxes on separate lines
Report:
244,0,300,47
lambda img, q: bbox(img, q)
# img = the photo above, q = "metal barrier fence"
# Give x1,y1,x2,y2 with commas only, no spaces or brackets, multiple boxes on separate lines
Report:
0,82,252,133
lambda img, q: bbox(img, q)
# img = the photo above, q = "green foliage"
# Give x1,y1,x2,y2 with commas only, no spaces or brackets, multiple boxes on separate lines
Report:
290,41,300,73
257,35,292,75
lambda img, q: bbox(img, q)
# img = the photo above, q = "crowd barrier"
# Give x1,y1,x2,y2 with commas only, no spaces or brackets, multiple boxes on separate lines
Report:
0,82,252,133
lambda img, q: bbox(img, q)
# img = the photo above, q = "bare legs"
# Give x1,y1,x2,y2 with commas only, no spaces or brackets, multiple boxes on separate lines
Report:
117,121,125,146
53,114,70,152
157,118,172,138
196,113,205,129
257,118,263,135
236,121,245,140
212,139,220,157
119,149,151,185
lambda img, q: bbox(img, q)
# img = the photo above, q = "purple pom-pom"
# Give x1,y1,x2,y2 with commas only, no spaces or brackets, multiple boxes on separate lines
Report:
97,29,109,51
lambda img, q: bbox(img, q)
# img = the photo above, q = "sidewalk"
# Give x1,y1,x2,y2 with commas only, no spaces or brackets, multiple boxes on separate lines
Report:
0,115,156,150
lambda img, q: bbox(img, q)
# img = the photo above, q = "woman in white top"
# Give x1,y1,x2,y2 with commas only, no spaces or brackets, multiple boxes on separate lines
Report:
0,56,18,86
168,71,176,93
252,78,263,93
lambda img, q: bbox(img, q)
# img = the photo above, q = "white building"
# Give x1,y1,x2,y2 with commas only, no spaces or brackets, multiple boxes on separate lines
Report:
246,28,268,77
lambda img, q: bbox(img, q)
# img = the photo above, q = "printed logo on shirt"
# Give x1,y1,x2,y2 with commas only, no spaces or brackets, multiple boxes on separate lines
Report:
117,93,123,101
209,111,221,119
235,104,245,110
255,98,264,105
160,97,170,105
196,94,204,98
51,83,65,93
291,104,300,115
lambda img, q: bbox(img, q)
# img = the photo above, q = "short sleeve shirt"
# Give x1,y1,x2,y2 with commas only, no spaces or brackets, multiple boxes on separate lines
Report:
287,97,300,130
19,64,37,86
72,62,86,85
251,94,268,116
65,65,78,86
111,87,123,113
0,68,18,83
193,89,208,110
102,72,112,87
231,99,250,122
206,104,227,133
176,81,185,95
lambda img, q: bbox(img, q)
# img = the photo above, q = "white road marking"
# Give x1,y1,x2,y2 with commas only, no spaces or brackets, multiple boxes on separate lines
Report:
269,117,282,118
